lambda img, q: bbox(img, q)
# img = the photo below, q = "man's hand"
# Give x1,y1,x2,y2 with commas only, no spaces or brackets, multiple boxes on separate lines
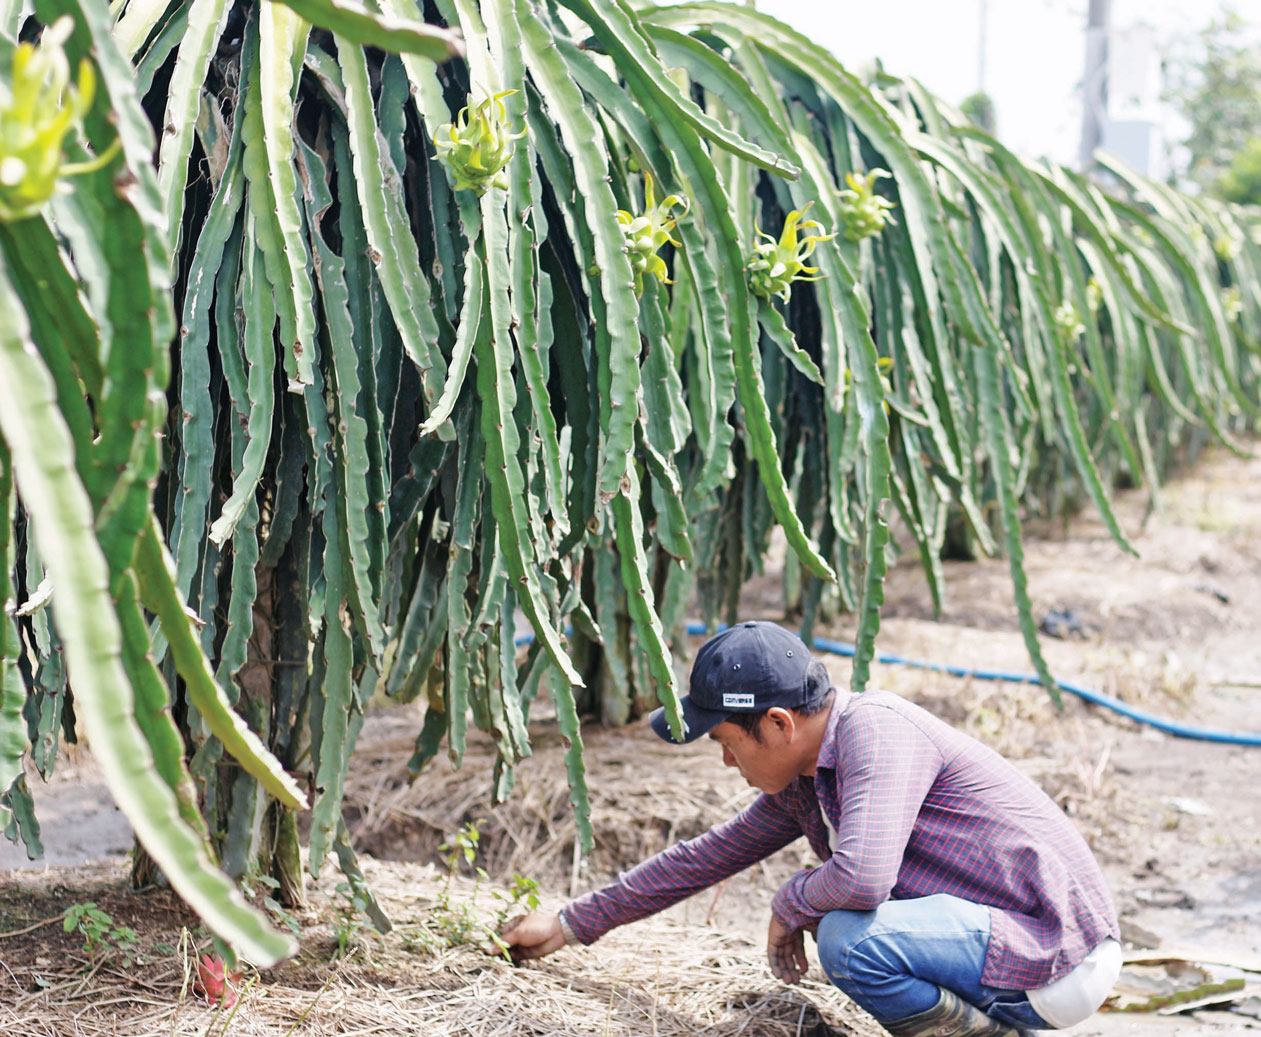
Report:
767,915,809,984
500,911,566,962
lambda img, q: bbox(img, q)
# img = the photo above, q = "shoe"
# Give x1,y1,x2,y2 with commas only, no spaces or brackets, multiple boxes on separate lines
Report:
880,987,1035,1037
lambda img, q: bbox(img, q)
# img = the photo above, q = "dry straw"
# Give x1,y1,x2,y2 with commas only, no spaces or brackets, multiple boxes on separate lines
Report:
342,710,764,889
0,858,882,1037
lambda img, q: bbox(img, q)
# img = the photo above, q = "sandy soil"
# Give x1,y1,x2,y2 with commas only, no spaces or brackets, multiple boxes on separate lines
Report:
351,444,1261,1033
3,445,1260,1033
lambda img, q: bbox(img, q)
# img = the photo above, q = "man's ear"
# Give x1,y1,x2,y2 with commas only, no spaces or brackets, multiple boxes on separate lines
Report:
764,707,797,742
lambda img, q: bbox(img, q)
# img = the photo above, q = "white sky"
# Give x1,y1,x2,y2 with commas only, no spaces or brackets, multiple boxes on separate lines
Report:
753,0,1261,169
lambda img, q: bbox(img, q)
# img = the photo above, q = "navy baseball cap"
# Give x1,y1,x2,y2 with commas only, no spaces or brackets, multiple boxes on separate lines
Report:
650,621,825,744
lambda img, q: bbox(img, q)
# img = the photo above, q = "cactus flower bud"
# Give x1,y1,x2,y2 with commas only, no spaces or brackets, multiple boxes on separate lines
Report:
616,173,686,297
1213,232,1241,262
844,356,896,413
1223,286,1242,325
837,169,897,242
0,17,116,223
1189,223,1208,254
747,203,834,302
1085,277,1103,314
1054,300,1085,341
434,90,526,196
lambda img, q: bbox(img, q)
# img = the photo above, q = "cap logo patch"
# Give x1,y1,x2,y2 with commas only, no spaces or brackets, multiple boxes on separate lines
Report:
723,693,756,708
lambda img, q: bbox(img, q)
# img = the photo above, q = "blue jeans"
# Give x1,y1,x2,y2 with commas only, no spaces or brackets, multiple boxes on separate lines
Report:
815,894,1051,1030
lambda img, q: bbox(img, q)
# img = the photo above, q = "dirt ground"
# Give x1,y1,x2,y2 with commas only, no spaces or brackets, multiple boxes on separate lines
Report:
2,445,1260,1034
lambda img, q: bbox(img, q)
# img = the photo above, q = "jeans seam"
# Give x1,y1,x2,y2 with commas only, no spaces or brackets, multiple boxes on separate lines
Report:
838,926,990,984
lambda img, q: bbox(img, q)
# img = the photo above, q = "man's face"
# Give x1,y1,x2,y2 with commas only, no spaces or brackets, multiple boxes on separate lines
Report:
707,716,798,795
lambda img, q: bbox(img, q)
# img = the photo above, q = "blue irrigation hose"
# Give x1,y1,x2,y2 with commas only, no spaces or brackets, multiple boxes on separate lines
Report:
517,622,1261,746
680,621,1261,748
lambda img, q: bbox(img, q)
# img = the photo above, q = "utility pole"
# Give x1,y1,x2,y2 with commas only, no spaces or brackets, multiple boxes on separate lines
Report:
1079,0,1110,171
977,0,989,95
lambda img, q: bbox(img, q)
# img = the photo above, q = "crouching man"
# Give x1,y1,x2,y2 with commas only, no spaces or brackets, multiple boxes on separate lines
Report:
502,621,1121,1036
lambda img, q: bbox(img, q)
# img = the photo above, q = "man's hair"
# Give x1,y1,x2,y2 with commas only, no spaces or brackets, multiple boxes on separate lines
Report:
726,660,834,743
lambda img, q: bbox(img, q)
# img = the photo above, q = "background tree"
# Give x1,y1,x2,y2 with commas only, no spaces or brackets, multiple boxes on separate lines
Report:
959,91,996,134
1164,7,1261,201
1216,137,1261,206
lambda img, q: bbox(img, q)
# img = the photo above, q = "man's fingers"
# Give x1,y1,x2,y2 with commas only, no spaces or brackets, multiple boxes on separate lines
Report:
767,943,780,980
768,944,802,985
791,931,809,976
767,926,809,985
500,914,528,943
773,959,801,984
509,932,565,961
766,916,813,985
502,912,567,963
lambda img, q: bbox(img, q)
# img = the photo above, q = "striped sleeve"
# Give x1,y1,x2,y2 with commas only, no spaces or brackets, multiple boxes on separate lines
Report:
770,704,943,932
562,790,804,944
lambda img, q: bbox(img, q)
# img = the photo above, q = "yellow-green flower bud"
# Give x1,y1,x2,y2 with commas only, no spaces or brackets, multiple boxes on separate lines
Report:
1189,223,1209,255
433,90,526,196
1085,277,1103,314
1054,299,1085,341
843,356,895,413
0,17,114,223
837,169,897,242
1214,232,1241,262
1223,286,1242,325
747,203,835,302
616,173,686,297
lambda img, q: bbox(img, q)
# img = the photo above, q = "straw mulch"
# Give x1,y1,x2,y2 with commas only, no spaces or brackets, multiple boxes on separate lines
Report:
341,672,1127,894
0,690,1119,1037
0,858,883,1037
343,708,765,893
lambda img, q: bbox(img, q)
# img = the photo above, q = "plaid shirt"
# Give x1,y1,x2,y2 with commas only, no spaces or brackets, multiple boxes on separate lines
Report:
562,690,1118,991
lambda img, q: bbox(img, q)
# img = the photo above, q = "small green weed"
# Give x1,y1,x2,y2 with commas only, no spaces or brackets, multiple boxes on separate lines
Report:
330,880,371,959
241,870,301,937
63,901,138,966
404,821,543,960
